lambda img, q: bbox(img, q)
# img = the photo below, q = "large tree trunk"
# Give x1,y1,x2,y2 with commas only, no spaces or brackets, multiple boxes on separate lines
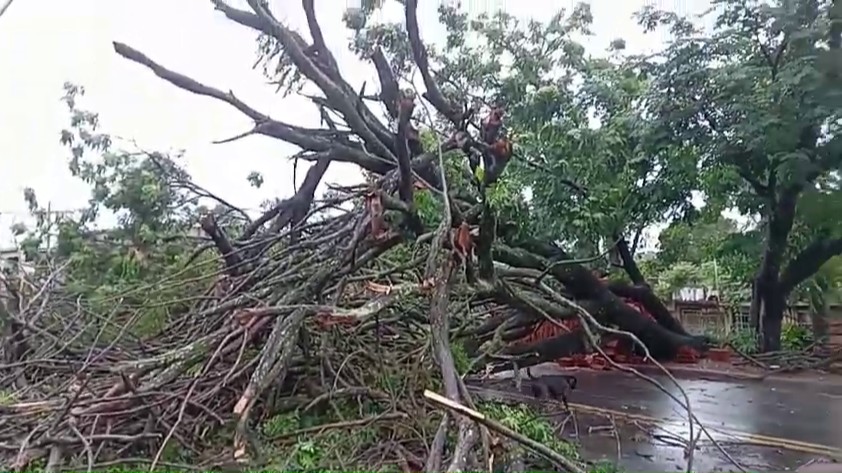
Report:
498,240,707,360
608,282,690,336
611,236,691,337
749,278,761,333
757,191,798,352
760,286,787,352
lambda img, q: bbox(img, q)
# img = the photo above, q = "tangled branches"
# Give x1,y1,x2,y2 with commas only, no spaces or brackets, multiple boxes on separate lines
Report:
1,0,711,471
0,202,448,471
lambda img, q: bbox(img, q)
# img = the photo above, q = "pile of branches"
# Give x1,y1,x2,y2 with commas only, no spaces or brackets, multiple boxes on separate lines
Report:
0,1,711,471
0,202,468,471
734,345,842,375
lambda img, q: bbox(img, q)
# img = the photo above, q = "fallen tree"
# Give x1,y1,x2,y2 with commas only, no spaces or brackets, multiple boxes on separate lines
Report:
0,1,709,471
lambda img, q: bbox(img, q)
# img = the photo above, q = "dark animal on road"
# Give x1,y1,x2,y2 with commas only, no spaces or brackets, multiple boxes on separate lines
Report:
525,367,577,411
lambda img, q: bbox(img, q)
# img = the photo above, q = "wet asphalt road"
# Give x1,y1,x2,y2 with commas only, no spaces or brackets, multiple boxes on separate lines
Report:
571,369,842,451
473,365,842,451
468,365,842,471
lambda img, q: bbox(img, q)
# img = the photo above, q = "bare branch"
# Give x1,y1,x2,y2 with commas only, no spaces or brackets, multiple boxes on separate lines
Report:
113,42,341,151
213,0,400,165
394,90,424,234
0,0,15,20
242,152,332,240
404,0,462,124
301,0,339,74
244,0,397,162
200,213,245,275
371,47,400,119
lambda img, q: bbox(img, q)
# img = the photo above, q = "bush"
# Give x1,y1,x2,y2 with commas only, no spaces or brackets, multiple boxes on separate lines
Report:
781,323,813,351
726,328,758,354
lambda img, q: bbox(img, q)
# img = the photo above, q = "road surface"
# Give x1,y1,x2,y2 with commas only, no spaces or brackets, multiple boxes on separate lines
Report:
468,365,842,471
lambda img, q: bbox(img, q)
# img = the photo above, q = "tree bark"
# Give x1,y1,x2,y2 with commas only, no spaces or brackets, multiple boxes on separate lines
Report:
496,241,707,360
760,287,787,352
608,282,690,336
611,236,691,336
497,331,588,371
757,190,798,352
749,278,761,333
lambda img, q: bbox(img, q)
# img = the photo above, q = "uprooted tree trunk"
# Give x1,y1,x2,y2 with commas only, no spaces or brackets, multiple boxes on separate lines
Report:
610,235,691,337
0,1,705,471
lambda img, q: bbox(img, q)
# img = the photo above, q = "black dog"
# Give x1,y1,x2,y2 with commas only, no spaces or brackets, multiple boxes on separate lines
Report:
525,367,577,411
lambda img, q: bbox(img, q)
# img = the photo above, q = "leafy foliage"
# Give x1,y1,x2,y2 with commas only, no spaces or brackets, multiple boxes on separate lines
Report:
640,0,842,285
11,83,218,339
625,0,842,350
480,401,580,469
781,322,814,350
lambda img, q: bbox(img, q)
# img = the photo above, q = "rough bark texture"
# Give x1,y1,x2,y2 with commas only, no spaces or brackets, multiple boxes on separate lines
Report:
757,191,797,352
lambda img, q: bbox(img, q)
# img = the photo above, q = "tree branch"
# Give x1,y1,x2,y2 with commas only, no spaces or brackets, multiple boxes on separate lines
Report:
607,281,690,337
394,92,424,234
199,213,245,275
244,0,397,163
301,0,339,74
404,0,462,124
610,235,689,336
371,47,400,119
113,42,355,154
614,235,645,284
495,241,704,358
724,147,771,197
779,237,842,293
241,152,333,241
211,0,397,163
0,0,15,20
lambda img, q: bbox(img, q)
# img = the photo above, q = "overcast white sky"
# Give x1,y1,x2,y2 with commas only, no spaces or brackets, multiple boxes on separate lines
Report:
0,0,708,249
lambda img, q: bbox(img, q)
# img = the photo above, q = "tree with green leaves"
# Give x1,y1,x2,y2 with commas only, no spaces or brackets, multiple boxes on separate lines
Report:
642,214,760,302
639,0,842,351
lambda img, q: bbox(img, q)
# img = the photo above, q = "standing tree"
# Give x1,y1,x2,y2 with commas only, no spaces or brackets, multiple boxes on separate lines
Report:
641,0,842,351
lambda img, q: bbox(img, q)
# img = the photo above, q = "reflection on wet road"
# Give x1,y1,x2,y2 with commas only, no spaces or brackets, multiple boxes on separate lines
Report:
567,369,842,451
469,365,842,471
